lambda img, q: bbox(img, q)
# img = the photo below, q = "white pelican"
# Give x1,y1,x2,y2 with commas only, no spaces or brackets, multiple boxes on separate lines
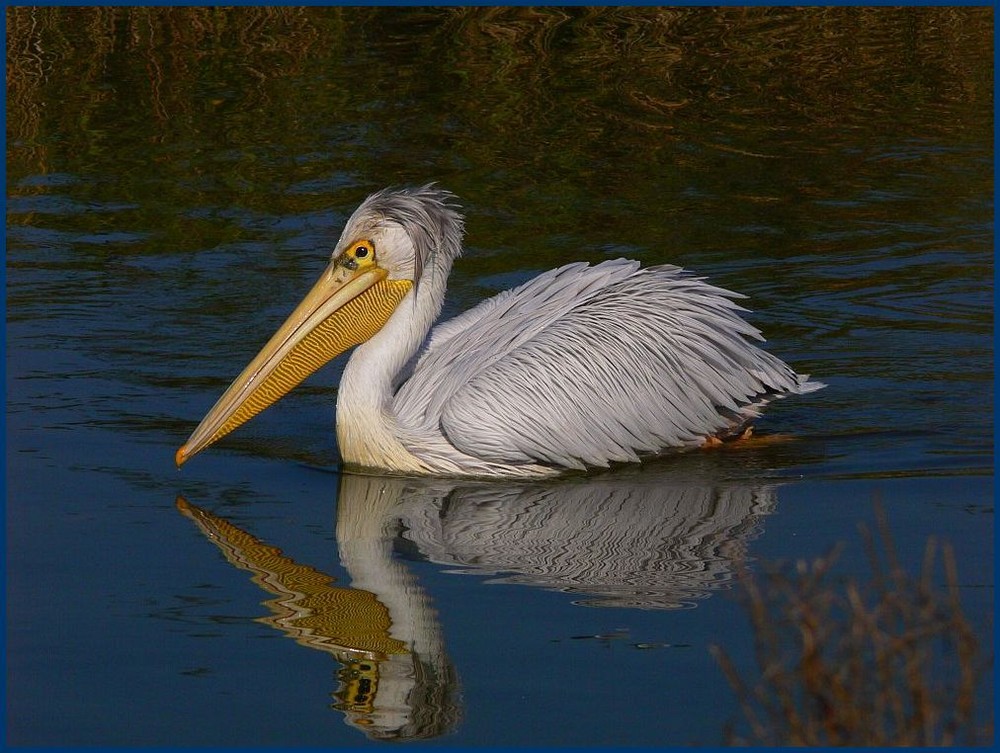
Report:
176,185,823,477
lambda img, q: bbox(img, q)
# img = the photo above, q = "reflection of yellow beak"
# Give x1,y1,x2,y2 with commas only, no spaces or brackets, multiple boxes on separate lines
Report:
176,262,412,467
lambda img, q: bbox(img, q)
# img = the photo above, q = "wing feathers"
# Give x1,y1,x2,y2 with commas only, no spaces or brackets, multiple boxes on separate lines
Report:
394,259,818,471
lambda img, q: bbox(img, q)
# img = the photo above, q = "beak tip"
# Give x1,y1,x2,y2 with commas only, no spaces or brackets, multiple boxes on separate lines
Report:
175,445,189,469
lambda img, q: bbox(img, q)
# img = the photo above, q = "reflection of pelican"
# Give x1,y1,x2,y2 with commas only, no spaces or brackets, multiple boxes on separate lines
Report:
176,185,823,476
176,468,776,740
378,466,777,610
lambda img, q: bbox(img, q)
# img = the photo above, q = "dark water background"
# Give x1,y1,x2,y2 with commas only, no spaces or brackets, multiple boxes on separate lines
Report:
6,7,993,746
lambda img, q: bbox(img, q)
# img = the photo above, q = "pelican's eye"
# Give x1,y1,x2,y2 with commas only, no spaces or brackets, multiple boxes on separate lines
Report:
351,240,376,264
338,240,376,271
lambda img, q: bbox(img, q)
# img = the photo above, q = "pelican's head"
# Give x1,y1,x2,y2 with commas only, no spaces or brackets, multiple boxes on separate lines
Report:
175,185,464,467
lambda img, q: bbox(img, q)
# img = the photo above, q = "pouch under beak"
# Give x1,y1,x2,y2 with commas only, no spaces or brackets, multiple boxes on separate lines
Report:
176,262,412,467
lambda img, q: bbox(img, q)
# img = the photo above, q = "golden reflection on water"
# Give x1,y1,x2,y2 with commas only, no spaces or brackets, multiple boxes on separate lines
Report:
178,464,780,740
176,495,457,741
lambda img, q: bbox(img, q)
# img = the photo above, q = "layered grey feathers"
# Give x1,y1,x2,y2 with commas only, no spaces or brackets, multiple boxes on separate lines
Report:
393,254,822,473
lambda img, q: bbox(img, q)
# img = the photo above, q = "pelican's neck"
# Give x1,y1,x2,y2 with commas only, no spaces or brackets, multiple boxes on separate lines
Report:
336,261,452,471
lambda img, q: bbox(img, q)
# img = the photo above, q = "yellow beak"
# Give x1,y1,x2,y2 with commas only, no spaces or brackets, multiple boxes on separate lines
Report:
175,261,412,467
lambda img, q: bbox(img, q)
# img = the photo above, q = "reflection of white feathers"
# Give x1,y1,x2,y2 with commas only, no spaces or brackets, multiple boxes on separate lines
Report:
338,469,778,613
398,476,775,609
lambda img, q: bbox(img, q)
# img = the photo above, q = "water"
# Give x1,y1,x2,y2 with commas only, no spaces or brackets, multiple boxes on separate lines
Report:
5,7,993,746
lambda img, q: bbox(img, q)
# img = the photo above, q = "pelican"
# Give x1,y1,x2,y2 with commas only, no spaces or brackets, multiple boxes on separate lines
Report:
176,185,823,478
